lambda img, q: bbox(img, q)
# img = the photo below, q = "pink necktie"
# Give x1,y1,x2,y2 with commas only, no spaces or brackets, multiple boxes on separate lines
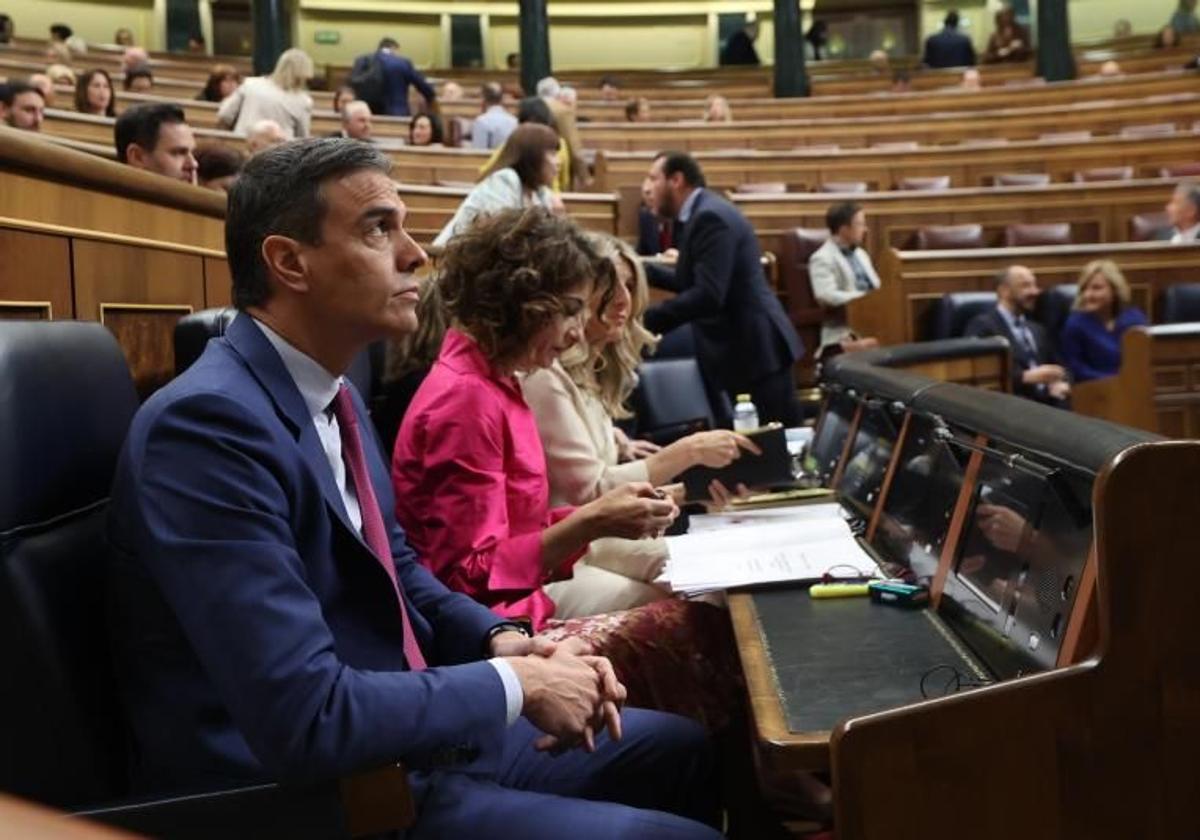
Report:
332,384,428,670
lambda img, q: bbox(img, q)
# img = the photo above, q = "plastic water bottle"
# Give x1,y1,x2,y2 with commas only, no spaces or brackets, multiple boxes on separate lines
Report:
732,394,759,431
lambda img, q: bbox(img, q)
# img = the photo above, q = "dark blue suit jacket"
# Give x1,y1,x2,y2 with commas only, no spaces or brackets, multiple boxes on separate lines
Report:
352,50,435,117
922,27,977,68
964,307,1061,402
644,189,802,390
107,314,508,793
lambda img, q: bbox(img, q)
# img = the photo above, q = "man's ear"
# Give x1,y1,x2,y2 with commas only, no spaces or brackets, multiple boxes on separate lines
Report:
260,234,309,295
125,142,151,168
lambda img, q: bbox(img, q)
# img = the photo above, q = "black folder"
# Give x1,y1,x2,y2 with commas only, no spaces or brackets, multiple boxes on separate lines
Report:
681,424,794,500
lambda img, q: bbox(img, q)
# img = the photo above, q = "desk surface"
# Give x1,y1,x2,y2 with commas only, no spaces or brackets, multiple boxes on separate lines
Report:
730,588,981,771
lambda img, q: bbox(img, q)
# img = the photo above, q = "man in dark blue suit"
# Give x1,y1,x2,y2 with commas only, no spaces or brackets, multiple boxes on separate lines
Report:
642,151,804,427
922,11,977,69
107,138,721,839
964,265,1071,406
352,37,436,117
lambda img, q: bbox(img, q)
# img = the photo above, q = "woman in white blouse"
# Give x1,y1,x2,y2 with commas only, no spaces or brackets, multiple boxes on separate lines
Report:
217,48,314,139
432,123,563,247
523,236,757,616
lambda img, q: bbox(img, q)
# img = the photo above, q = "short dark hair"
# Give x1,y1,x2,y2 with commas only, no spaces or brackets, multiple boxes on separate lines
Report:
438,207,604,365
226,139,392,310
196,143,245,184
0,14,13,44
944,10,960,27
655,151,706,188
378,37,399,50
481,82,504,105
1,80,43,106
892,69,911,84
50,23,73,41
624,99,640,120
516,96,553,127
124,65,154,91
825,201,862,233
600,75,620,89
114,103,187,163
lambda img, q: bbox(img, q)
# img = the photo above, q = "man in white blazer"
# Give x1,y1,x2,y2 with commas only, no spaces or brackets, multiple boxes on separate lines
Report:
808,201,881,351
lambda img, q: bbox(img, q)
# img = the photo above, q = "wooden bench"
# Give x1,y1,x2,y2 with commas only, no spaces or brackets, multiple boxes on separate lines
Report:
593,130,1200,192
857,241,1200,346
1072,324,1200,437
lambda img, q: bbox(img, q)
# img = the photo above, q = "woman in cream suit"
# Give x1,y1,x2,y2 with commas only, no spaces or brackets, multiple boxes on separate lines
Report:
523,236,757,617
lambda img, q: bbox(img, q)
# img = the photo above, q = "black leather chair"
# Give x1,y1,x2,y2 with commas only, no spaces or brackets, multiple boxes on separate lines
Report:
1034,284,1078,347
0,321,409,838
929,292,998,339
630,358,715,445
174,308,379,407
1160,284,1200,323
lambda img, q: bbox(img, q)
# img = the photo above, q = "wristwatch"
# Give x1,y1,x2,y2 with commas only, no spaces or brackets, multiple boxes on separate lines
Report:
485,620,533,645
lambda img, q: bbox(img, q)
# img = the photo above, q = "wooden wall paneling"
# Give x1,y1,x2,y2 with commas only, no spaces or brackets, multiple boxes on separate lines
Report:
202,257,232,309
71,239,206,398
0,226,73,320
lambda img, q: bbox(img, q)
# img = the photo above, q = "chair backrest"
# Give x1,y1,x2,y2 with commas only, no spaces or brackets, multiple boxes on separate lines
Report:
174,308,379,402
1160,283,1200,323
872,141,919,151
1040,130,1092,142
445,116,473,148
1118,122,1176,138
1130,211,1172,241
1072,166,1134,183
1034,283,1078,343
994,172,1051,187
898,175,951,191
735,181,787,194
818,181,868,193
1160,162,1200,178
931,291,998,339
1004,222,1072,247
0,321,139,808
630,358,715,443
915,223,985,250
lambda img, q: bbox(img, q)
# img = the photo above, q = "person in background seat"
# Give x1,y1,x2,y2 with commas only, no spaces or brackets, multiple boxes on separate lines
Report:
808,201,882,356
965,265,1071,405
1059,260,1148,383
115,103,198,184
0,80,45,132
1167,181,1200,242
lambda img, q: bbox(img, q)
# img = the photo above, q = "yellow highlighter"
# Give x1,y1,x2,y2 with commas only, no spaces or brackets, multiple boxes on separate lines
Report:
809,582,871,599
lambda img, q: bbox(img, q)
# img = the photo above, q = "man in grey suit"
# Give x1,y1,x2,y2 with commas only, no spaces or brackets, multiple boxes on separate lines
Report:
470,82,517,150
808,202,881,353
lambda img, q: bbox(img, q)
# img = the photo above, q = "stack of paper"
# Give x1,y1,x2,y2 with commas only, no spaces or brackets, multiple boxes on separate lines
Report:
661,504,879,595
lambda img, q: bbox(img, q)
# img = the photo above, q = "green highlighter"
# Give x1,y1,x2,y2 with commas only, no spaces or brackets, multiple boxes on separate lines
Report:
809,582,871,599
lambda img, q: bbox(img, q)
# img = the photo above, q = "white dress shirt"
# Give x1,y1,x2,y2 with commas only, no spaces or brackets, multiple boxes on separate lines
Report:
255,319,522,723
1172,223,1200,243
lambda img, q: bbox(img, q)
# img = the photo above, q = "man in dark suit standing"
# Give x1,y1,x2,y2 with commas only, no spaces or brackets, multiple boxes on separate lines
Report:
965,265,1071,405
106,138,721,839
923,11,977,68
721,20,761,65
643,151,804,426
352,37,436,117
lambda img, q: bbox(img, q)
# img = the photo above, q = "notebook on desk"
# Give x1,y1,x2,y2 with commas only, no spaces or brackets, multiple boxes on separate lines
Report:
680,423,794,500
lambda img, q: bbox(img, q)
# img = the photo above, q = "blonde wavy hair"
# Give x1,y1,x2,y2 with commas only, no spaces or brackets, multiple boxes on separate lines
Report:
1074,259,1131,314
562,236,660,419
271,48,314,92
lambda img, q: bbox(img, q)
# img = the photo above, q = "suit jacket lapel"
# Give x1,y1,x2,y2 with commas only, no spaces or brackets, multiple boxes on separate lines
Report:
223,314,366,543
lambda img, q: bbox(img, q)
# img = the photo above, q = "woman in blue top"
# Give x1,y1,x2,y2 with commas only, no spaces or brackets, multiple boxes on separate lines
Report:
1059,259,1148,382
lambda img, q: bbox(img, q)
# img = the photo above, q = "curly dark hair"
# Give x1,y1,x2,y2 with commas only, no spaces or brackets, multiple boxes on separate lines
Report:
437,207,613,367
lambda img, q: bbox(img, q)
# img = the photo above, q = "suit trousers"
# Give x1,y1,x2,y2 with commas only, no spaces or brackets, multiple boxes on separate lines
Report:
746,366,805,428
407,708,723,838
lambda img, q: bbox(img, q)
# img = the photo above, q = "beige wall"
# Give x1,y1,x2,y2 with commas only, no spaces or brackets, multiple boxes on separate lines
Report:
5,0,160,51
298,10,443,67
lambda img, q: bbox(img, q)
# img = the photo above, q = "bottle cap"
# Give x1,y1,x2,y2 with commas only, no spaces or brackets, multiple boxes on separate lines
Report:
736,393,751,402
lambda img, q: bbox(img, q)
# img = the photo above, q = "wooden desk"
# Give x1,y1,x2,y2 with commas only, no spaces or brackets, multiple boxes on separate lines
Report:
1072,324,1200,437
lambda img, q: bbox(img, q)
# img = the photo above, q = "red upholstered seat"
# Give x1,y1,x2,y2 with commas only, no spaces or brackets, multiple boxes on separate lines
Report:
1072,166,1134,183
735,181,788,194
994,172,1051,187
1160,162,1200,178
1004,222,1072,247
898,175,951,191
818,181,869,193
778,228,831,360
915,223,985,250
